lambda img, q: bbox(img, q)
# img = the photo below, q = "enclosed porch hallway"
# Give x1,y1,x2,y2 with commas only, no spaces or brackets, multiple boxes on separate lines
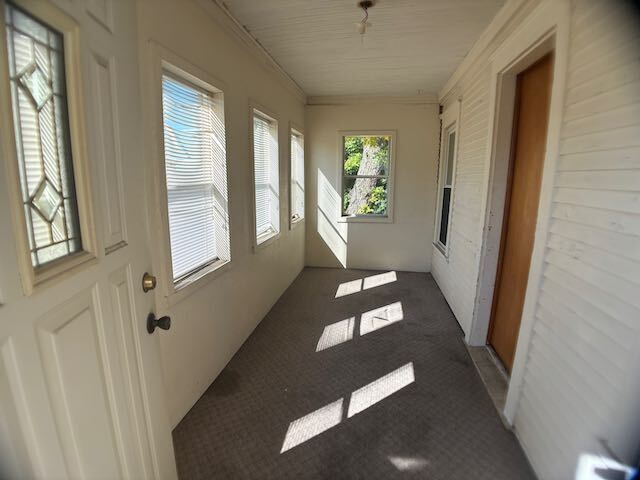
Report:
172,268,534,479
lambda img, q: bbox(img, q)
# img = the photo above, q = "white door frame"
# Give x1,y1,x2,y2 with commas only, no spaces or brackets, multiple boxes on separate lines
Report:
466,0,571,424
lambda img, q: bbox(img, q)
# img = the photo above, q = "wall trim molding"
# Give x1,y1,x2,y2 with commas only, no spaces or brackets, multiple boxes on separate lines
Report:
307,94,439,106
194,0,307,103
439,0,537,105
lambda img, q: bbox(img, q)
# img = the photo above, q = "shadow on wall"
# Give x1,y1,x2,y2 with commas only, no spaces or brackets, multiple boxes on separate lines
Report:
317,168,348,267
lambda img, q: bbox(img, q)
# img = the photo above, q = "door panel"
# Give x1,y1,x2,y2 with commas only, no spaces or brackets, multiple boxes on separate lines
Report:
489,54,553,372
0,0,177,478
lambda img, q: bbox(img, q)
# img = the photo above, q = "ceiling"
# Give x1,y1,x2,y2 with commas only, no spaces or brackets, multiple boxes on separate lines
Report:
220,0,506,97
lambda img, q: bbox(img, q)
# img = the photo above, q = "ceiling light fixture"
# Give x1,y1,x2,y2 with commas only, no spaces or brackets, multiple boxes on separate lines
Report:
355,1,374,35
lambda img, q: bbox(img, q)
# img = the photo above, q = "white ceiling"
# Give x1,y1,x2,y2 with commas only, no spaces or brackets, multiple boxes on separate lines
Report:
220,0,505,97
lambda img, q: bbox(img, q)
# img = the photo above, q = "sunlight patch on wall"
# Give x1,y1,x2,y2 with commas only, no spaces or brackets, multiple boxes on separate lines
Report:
335,271,397,298
280,398,344,453
316,317,356,352
360,301,403,336
317,169,347,267
347,362,414,418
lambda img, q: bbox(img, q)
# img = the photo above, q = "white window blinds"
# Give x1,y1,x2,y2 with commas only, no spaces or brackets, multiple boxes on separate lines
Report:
161,73,230,283
253,111,279,243
290,131,305,222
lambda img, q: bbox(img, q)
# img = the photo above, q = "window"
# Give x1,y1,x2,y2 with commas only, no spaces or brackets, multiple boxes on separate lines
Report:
341,134,393,218
161,71,229,285
436,123,457,250
290,128,304,224
252,109,279,245
5,2,82,268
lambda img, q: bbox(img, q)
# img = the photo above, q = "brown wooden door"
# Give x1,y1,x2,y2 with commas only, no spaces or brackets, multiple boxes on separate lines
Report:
488,54,553,372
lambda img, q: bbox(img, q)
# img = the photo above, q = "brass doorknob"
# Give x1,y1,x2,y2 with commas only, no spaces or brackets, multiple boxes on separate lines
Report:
142,272,157,292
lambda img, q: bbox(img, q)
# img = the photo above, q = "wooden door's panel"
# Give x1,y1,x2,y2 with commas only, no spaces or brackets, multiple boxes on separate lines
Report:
489,55,553,371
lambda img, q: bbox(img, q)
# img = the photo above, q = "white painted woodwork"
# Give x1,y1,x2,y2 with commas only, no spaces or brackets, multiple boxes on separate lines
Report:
0,0,177,478
137,0,305,426
433,0,640,477
220,0,505,96
305,102,439,272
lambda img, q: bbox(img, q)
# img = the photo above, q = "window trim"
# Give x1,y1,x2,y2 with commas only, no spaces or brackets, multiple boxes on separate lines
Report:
146,44,232,306
434,101,461,258
337,130,396,224
249,101,281,250
288,123,304,230
0,0,97,295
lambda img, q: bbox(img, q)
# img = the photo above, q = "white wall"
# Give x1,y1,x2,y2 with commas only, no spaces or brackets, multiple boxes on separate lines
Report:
305,102,440,272
137,0,305,427
433,0,640,477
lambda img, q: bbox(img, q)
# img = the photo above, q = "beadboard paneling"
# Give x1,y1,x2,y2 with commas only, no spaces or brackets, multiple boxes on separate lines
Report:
221,0,505,96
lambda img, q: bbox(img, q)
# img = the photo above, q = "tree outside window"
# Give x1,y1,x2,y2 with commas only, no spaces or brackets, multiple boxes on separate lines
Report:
342,135,390,216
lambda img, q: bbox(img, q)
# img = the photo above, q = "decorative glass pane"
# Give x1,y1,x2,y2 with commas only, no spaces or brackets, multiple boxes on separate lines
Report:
342,135,390,216
5,3,82,267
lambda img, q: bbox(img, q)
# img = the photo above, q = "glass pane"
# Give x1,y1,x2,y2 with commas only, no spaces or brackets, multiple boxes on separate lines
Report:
253,112,279,240
343,177,387,216
5,3,82,268
290,133,304,220
445,130,456,186
343,136,390,176
439,187,452,246
161,73,229,282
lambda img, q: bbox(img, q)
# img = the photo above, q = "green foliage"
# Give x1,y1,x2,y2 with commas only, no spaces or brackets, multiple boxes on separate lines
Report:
342,136,390,215
344,136,363,159
357,185,387,215
344,152,362,175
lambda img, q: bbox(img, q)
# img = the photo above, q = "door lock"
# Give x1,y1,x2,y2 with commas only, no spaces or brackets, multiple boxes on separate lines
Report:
142,272,157,292
147,313,171,334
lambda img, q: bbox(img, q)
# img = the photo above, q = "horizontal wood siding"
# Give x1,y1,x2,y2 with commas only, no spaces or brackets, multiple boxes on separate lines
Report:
435,0,640,477
431,65,492,334
514,1,640,477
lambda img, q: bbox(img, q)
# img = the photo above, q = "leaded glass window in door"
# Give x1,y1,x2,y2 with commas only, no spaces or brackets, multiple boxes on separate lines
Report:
4,3,82,267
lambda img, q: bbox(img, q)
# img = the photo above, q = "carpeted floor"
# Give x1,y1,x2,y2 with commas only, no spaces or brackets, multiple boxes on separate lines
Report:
172,268,535,479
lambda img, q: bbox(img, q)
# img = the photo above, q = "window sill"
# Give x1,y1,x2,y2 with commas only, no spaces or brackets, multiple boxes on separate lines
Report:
255,230,280,251
337,214,393,224
166,258,231,307
433,241,449,261
29,250,97,295
290,217,305,230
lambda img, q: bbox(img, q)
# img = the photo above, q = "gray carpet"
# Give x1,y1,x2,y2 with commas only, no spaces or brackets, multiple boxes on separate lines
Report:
173,268,535,479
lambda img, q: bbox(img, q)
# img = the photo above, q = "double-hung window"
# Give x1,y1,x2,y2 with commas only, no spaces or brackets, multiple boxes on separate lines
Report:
161,70,229,286
252,109,279,245
435,103,459,253
341,133,394,219
290,128,304,225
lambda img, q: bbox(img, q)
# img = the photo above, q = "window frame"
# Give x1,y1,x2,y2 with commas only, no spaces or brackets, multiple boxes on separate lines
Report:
160,68,230,291
434,101,461,257
249,102,281,250
0,0,97,294
289,123,304,229
147,46,232,306
338,130,396,224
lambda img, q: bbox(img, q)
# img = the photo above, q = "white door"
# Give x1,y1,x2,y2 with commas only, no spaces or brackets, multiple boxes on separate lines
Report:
0,0,177,478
